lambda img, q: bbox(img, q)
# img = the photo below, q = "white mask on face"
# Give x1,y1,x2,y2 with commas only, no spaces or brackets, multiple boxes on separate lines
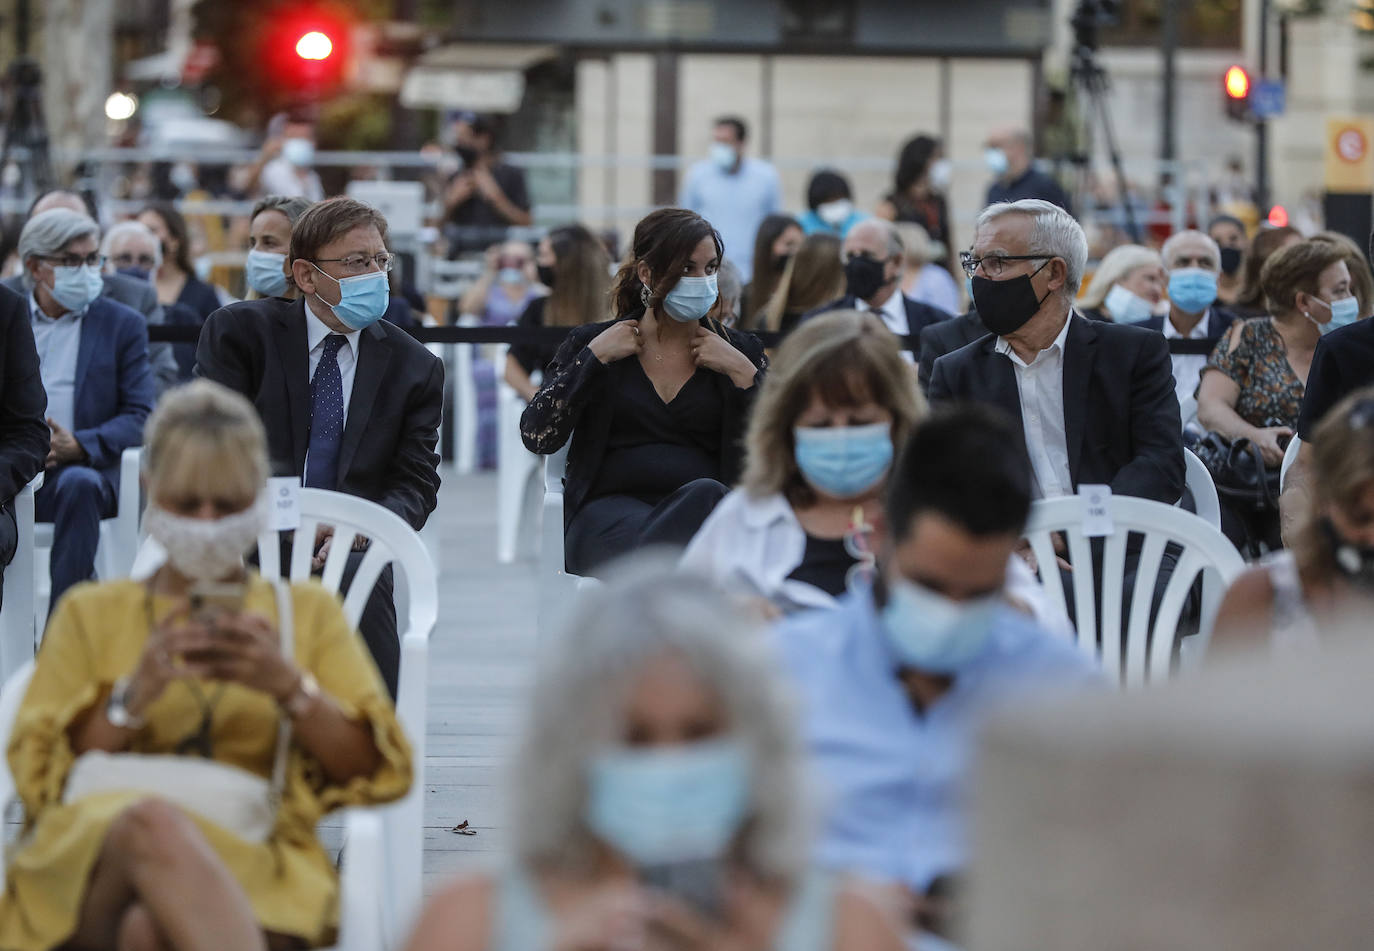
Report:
928,158,953,190
144,499,266,582
817,199,854,227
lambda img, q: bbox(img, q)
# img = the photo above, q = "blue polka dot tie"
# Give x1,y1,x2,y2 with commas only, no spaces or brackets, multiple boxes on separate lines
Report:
305,334,346,489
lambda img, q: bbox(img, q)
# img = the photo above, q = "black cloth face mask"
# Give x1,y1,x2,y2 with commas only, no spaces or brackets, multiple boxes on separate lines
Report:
1321,517,1374,593
1219,247,1243,275
537,263,556,288
971,260,1052,336
844,255,888,301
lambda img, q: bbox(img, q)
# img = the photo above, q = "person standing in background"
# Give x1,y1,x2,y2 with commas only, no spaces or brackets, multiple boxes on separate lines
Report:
247,112,326,202
442,113,532,256
876,134,954,269
983,128,1073,215
679,116,782,275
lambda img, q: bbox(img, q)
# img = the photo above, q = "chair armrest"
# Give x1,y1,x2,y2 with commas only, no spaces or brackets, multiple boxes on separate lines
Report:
335,809,386,951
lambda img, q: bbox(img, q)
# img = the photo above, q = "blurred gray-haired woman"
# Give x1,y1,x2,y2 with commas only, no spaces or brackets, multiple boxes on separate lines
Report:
403,557,904,951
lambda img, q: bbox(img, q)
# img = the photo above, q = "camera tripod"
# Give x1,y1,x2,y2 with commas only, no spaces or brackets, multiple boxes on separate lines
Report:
0,58,55,204
1068,0,1139,242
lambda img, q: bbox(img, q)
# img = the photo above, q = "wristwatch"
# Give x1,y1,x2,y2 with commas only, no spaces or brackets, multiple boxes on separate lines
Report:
106,677,145,730
283,672,321,719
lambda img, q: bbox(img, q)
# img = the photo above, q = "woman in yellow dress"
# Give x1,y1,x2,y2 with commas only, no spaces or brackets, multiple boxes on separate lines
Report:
0,379,412,951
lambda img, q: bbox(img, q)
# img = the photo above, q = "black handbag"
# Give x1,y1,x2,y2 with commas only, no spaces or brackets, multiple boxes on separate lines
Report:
1191,431,1282,512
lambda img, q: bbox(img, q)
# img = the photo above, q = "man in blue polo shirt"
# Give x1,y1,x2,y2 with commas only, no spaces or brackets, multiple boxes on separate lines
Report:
774,404,1101,939
679,116,781,275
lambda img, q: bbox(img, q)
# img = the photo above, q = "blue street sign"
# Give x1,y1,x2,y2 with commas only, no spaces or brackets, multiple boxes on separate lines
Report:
1252,80,1286,119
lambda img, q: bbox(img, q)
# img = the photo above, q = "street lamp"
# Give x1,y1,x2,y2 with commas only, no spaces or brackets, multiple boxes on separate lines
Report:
104,91,138,121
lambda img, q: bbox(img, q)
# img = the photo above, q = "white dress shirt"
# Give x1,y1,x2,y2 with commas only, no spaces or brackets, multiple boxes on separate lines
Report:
305,301,361,418
995,315,1074,499
1163,308,1212,410
29,293,81,432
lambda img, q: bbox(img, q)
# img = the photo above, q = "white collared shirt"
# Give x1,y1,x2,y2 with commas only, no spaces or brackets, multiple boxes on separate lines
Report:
304,300,361,419
996,314,1074,499
29,293,81,432
1163,308,1212,411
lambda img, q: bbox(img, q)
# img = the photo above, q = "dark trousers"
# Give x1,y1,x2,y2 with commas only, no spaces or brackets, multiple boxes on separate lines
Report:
35,465,115,612
271,538,399,699
565,478,729,577
0,502,17,614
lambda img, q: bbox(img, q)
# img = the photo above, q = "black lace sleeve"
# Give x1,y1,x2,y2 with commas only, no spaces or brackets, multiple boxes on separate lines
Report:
519,321,612,455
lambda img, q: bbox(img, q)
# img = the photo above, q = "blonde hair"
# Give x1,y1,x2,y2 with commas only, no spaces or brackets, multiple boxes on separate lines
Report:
1079,244,1163,313
1295,385,1374,582
741,310,925,506
893,221,937,267
143,380,269,504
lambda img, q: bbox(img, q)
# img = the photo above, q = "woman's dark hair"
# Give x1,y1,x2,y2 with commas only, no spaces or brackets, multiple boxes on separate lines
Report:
139,201,196,276
609,208,723,318
806,170,852,211
749,214,800,322
893,134,940,198
546,223,611,328
1234,224,1300,312
887,403,1031,542
756,232,845,332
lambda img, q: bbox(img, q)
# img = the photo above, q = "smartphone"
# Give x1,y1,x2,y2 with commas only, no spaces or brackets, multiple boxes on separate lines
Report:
639,860,724,920
188,581,247,626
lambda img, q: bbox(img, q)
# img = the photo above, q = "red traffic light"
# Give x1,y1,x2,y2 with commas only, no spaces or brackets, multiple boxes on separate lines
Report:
1225,65,1251,100
1267,205,1289,227
296,31,333,61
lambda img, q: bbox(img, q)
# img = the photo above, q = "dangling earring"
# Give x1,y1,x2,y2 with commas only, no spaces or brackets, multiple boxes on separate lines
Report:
640,284,651,308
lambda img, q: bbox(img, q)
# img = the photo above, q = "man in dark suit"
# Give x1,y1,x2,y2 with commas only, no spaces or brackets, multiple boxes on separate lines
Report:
18,210,156,608
805,218,951,356
4,189,179,394
918,308,986,394
196,197,443,694
0,285,52,612
929,199,1183,503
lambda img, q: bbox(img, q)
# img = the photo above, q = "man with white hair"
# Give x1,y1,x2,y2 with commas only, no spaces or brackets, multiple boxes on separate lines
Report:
1145,229,1239,412
930,199,1183,504
18,209,155,609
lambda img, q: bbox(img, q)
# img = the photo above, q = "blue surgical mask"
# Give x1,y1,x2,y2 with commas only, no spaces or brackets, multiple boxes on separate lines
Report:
793,422,893,499
246,249,289,297
1104,283,1153,325
662,274,719,323
115,265,151,283
586,739,750,866
710,142,738,171
1167,267,1218,315
984,147,1009,176
50,264,104,314
881,574,1000,674
498,266,526,286
1311,294,1360,335
282,137,315,168
309,263,390,331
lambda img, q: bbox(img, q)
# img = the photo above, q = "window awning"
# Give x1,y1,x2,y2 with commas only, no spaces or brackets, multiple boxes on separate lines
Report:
400,43,557,113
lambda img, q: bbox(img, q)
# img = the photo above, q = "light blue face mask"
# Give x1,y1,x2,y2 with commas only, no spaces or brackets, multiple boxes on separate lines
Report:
881,573,1001,674
793,421,893,499
1104,283,1153,325
309,263,390,331
1312,294,1360,335
710,142,738,171
50,263,104,314
662,274,719,323
585,739,750,866
1167,267,1218,315
282,137,315,168
498,266,526,286
984,147,1009,176
246,249,289,297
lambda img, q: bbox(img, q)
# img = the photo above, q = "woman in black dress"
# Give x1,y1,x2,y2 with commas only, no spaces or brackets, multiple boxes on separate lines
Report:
504,224,611,401
521,208,768,576
139,201,223,379
875,134,953,272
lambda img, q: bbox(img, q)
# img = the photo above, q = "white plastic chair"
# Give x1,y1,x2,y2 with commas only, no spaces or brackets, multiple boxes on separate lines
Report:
538,444,573,642
1280,435,1302,493
495,368,541,563
1178,393,1198,430
1022,494,1245,688
0,474,40,683
0,660,387,951
451,314,480,475
1182,448,1221,531
34,447,144,624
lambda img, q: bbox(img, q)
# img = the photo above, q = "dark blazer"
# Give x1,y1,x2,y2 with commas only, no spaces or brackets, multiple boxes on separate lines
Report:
918,310,987,394
67,297,157,495
0,286,50,504
3,273,178,393
520,314,768,528
804,293,952,352
1139,305,1239,343
195,297,444,531
928,313,1184,504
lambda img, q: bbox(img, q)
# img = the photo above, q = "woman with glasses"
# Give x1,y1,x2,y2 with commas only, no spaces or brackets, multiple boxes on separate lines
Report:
0,379,411,951
403,558,905,951
1211,386,1374,652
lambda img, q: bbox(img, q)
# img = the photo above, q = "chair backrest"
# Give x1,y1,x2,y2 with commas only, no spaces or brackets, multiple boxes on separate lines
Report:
1178,394,1197,429
545,441,569,493
1023,495,1245,688
1182,448,1221,531
1280,435,1303,492
0,477,39,682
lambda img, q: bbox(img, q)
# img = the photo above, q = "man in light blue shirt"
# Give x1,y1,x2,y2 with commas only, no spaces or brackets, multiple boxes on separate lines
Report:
678,116,781,275
774,405,1101,938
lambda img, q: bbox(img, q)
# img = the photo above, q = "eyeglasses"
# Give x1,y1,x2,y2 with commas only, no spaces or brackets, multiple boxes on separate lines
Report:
111,252,157,269
312,251,394,275
959,251,1048,279
40,253,105,269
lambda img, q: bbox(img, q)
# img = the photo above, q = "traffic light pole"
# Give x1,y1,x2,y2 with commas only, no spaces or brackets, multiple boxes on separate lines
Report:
1256,0,1271,211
